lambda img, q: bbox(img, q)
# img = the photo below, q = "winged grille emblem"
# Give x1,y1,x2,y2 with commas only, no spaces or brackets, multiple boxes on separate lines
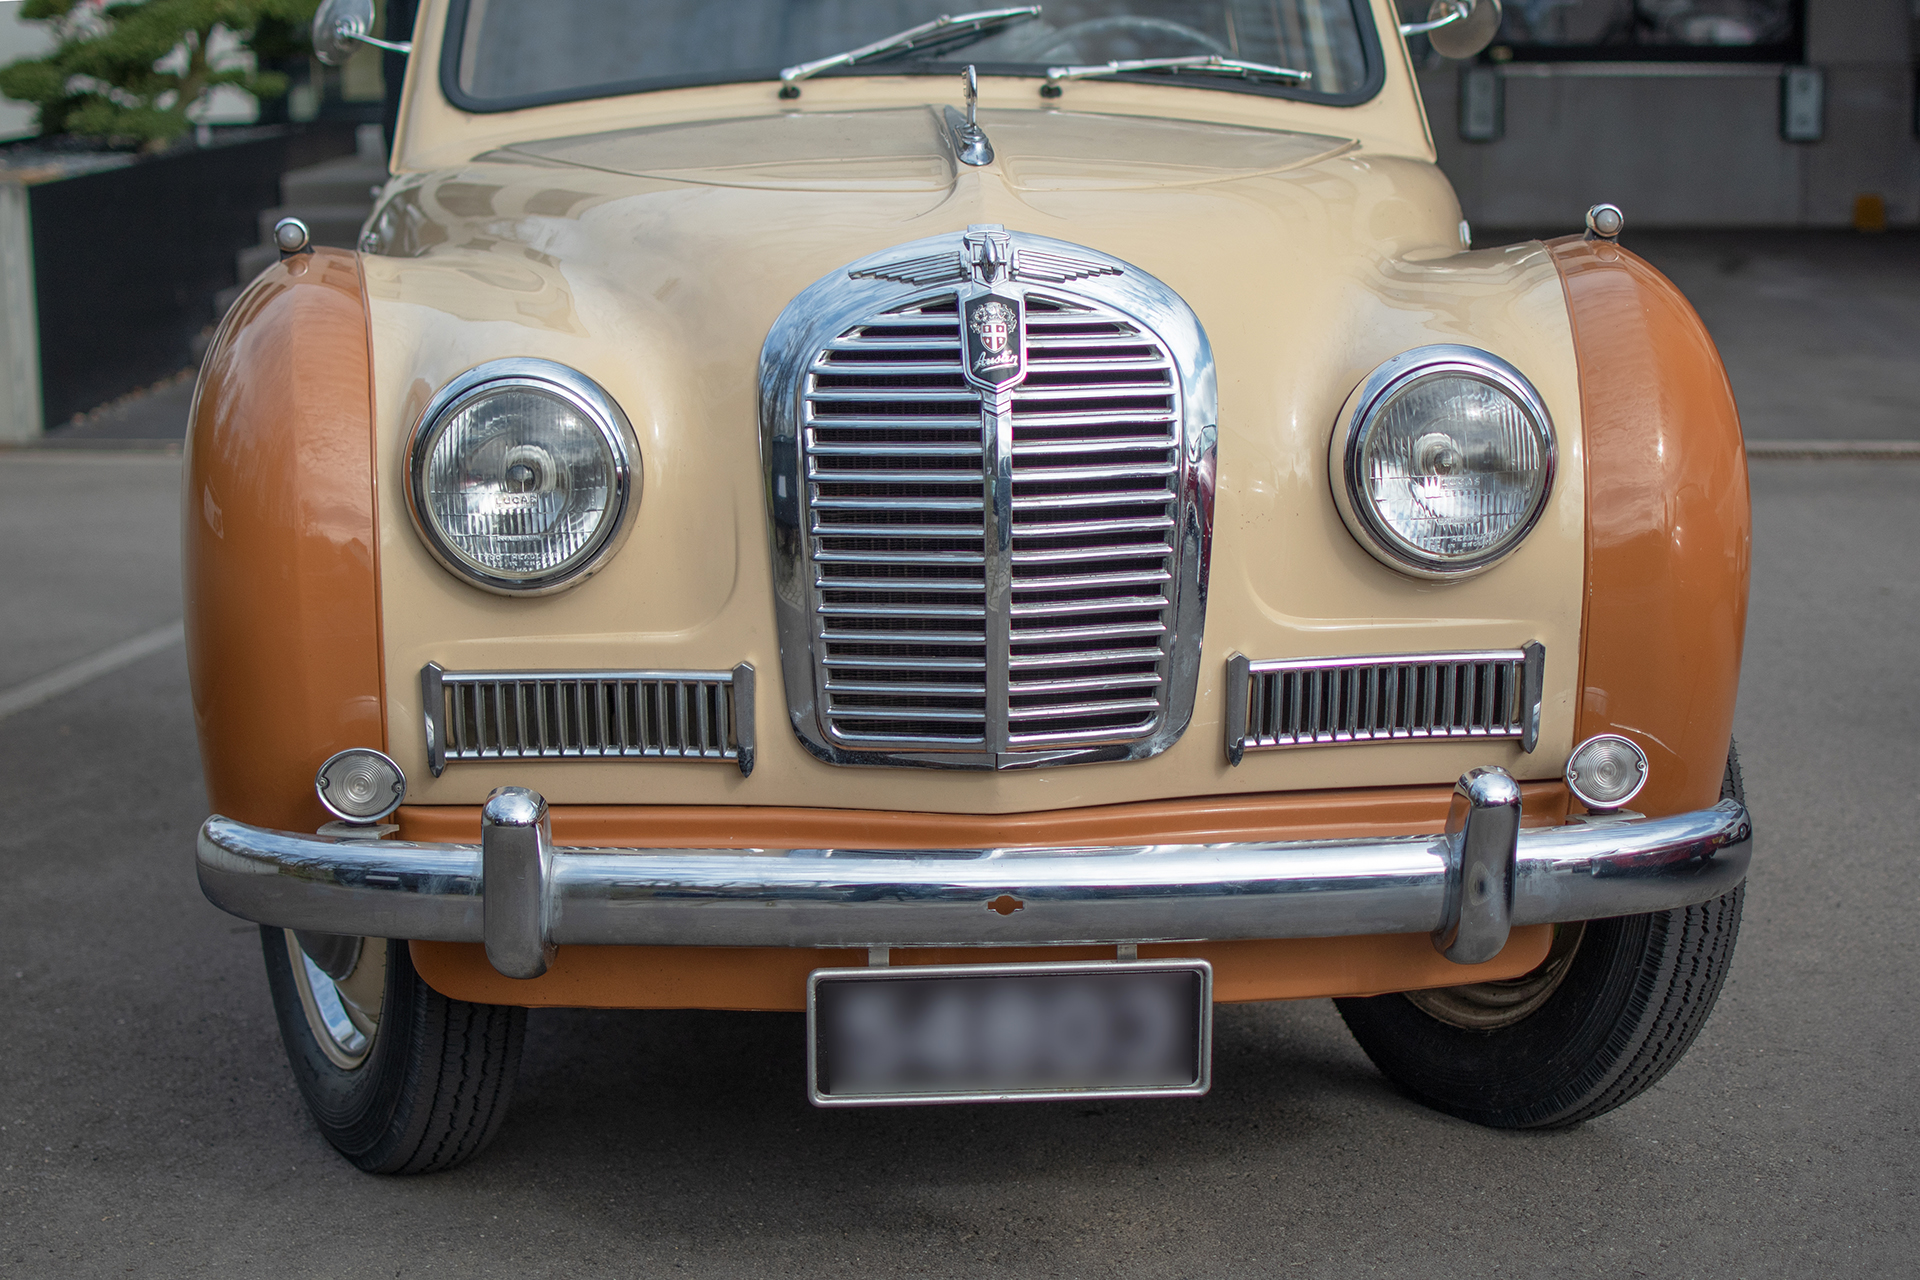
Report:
848,250,968,286
849,228,1125,290
1012,249,1124,283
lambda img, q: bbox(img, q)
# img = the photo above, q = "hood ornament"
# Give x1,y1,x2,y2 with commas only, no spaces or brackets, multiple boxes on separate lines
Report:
964,224,1010,283
945,66,995,167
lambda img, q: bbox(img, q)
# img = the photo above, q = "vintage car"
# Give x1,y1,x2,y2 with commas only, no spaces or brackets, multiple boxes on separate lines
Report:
186,0,1752,1173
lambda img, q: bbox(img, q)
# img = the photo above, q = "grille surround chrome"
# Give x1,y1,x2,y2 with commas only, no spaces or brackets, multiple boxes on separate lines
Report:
420,662,754,777
1223,645,1545,765
761,228,1217,769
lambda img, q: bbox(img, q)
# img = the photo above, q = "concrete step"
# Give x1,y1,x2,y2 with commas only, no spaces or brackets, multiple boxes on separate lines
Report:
256,203,369,250
281,154,388,207
217,134,389,323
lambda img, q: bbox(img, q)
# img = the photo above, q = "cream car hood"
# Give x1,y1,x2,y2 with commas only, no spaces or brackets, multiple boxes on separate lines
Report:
491,106,1355,193
361,105,1585,814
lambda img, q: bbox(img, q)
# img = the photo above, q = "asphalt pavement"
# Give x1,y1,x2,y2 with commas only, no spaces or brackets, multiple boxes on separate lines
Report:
1,445,1915,1277
1627,230,1920,443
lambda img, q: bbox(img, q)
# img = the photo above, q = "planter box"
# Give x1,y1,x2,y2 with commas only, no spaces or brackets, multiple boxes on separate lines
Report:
0,122,358,440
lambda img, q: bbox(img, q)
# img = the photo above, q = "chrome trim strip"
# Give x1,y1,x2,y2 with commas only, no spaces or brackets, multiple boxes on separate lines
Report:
197,783,1752,955
1520,640,1545,753
728,662,756,778
759,227,1217,770
421,662,447,778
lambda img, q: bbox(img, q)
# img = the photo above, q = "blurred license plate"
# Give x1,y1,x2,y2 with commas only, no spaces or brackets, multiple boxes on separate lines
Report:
808,960,1212,1106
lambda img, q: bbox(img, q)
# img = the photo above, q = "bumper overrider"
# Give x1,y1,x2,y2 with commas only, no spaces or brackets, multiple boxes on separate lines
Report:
197,766,1752,981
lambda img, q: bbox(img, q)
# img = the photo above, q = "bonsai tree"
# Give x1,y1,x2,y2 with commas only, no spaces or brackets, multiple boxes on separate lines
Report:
0,0,318,151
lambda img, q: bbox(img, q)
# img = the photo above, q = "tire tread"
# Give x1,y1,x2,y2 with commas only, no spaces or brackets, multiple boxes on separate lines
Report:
1333,743,1746,1129
264,930,525,1175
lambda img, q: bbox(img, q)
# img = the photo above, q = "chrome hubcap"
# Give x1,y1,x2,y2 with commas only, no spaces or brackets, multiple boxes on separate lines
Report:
1404,921,1587,1031
285,930,386,1069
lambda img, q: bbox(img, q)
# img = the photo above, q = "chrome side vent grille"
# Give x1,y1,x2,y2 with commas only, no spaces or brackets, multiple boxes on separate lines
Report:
763,226,1217,770
421,662,754,777
1224,645,1545,765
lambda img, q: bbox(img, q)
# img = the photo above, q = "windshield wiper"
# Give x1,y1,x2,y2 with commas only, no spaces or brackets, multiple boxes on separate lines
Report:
780,6,1043,86
1045,55,1311,89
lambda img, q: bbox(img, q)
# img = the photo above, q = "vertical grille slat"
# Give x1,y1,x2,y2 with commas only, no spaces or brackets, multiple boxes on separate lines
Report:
1227,651,1542,755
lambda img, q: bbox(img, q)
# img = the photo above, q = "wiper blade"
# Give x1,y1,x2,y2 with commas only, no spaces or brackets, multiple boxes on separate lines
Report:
1045,55,1311,87
781,7,1043,85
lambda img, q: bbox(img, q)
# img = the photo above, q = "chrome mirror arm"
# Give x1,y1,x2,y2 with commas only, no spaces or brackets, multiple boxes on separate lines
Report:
349,33,413,55
1401,0,1504,57
312,0,410,66
1400,0,1469,35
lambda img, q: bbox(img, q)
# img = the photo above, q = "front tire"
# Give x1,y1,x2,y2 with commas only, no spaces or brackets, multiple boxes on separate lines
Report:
1334,746,1747,1129
263,928,526,1173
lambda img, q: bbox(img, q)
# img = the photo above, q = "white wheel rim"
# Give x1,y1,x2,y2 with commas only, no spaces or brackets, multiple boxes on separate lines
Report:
285,930,384,1069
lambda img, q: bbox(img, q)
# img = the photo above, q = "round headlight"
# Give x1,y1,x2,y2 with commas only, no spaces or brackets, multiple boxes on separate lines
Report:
406,360,637,594
1332,346,1556,579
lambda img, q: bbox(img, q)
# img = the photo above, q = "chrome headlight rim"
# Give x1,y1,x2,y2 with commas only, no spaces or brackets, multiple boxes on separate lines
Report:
1332,344,1557,582
404,358,639,597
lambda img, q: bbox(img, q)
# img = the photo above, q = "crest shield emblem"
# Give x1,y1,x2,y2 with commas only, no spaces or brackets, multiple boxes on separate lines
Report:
961,291,1024,391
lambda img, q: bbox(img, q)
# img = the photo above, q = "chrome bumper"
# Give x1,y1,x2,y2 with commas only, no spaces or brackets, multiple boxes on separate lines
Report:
197,767,1752,980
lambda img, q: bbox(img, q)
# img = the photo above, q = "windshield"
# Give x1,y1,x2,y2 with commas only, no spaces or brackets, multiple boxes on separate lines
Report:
443,0,1382,112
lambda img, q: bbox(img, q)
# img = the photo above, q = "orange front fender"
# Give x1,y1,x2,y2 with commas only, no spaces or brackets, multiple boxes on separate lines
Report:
183,248,385,833
1549,237,1751,816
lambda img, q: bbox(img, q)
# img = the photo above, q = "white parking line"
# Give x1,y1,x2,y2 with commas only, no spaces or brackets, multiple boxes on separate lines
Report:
1747,439,1920,459
0,621,186,722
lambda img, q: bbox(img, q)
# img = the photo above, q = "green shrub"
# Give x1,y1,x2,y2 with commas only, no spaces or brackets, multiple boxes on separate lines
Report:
0,1,319,150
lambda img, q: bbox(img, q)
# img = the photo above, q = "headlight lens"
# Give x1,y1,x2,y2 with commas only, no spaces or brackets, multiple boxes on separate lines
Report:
407,361,637,594
1335,347,1555,578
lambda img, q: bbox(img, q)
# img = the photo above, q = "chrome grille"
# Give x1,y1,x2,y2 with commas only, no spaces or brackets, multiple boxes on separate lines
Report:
1224,647,1545,764
802,294,1180,757
764,226,1216,770
420,662,754,777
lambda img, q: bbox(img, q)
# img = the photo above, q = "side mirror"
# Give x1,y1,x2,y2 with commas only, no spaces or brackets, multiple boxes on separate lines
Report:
1400,0,1503,60
313,0,412,67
